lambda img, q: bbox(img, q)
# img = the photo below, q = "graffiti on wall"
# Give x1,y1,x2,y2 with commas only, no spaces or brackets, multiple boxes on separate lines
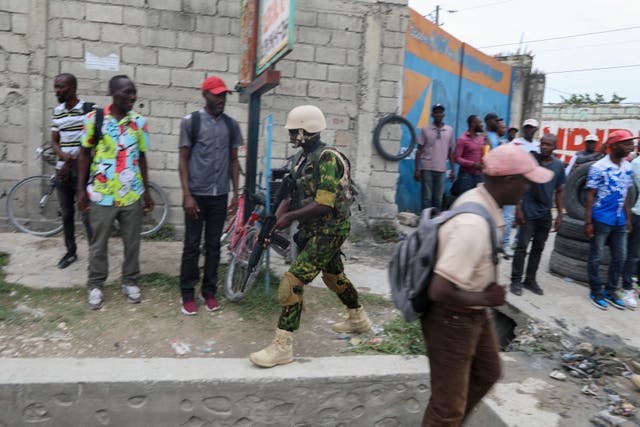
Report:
543,120,640,162
397,9,512,213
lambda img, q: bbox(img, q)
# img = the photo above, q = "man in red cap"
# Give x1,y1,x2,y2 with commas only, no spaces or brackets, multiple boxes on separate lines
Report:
177,76,243,315
585,129,636,311
421,144,553,426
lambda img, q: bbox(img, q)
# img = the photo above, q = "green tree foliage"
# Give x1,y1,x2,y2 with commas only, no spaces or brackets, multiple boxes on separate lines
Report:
560,93,627,105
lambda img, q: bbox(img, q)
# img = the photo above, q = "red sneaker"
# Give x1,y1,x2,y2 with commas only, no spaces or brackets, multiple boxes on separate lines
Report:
201,296,222,312
181,299,198,315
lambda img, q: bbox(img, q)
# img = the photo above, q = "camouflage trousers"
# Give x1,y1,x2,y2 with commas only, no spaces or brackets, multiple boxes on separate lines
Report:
278,226,360,332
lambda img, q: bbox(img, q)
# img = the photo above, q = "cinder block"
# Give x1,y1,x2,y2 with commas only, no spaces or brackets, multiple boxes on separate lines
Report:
144,151,166,169
308,81,340,99
328,31,361,49
297,28,331,45
86,4,123,24
62,20,100,41
177,32,212,52
378,97,399,114
0,0,29,13
147,0,181,11
295,10,317,27
0,162,24,180
171,69,205,88
141,28,177,48
123,8,159,27
214,36,237,54
385,12,409,32
183,0,217,15
346,51,359,66
275,59,295,78
287,44,315,62
49,0,86,19
60,61,99,80
196,16,230,35
150,101,186,118
217,1,240,17
326,115,350,131
228,55,239,73
165,152,179,170
146,117,172,135
0,12,11,31
49,39,84,59
101,24,139,44
382,47,402,65
275,79,307,97
379,81,396,98
159,11,195,32
135,66,170,86
8,54,28,74
0,53,6,72
382,31,405,48
8,105,26,125
192,52,227,71
317,13,363,32
380,64,402,81
158,49,192,68
1,125,26,144
229,18,240,36
106,0,145,5
315,47,346,65
327,65,358,83
334,130,352,147
122,46,157,65
83,41,121,57
296,62,327,80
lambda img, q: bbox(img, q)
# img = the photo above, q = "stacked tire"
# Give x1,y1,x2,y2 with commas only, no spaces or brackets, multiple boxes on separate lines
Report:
551,161,637,284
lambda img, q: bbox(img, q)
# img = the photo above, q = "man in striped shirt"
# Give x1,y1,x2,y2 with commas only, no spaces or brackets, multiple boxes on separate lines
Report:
51,73,93,269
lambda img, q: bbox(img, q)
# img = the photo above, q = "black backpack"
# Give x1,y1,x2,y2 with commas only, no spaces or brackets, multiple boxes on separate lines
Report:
188,111,237,149
388,202,500,322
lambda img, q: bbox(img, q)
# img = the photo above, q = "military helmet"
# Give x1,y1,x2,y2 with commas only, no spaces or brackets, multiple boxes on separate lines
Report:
285,105,326,133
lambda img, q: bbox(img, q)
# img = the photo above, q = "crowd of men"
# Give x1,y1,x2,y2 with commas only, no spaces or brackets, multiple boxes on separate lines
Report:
48,71,639,426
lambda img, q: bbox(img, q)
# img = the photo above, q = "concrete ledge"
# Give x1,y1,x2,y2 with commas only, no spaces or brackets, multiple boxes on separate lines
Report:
0,356,432,426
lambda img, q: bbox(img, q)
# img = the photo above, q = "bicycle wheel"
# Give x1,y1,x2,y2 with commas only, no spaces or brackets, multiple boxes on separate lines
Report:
140,181,169,237
7,175,63,237
372,114,417,161
225,223,261,302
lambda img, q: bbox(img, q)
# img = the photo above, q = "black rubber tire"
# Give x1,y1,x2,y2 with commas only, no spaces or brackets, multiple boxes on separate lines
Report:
372,114,417,161
558,216,590,242
554,235,610,264
565,161,638,220
549,250,607,285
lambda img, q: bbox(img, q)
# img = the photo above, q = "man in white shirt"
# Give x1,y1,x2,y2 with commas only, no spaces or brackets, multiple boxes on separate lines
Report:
511,119,540,153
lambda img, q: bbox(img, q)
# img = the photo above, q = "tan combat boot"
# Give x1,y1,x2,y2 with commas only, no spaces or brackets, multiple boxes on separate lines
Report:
249,328,294,368
332,306,372,334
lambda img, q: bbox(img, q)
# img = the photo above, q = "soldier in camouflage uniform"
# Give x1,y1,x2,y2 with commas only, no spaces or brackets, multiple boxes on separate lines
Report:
249,105,372,368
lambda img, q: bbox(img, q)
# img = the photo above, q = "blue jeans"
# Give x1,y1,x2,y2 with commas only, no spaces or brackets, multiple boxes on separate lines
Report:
588,220,627,296
421,170,446,211
623,213,640,290
457,171,482,196
502,205,515,247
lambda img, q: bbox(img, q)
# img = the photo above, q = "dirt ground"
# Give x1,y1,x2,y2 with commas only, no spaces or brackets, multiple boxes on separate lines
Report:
0,235,402,359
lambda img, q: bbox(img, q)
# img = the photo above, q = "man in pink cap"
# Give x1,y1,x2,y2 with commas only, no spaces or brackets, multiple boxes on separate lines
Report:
177,76,243,315
420,144,552,427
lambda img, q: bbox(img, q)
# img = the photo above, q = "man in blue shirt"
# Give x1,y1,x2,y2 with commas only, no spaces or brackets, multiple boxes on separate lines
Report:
585,130,636,310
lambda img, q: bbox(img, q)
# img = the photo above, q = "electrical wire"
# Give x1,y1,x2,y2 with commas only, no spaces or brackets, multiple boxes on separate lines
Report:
480,25,640,48
546,64,640,74
455,0,513,12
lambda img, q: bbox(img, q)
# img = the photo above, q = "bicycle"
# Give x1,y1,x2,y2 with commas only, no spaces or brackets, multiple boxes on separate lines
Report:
224,173,291,302
6,145,170,237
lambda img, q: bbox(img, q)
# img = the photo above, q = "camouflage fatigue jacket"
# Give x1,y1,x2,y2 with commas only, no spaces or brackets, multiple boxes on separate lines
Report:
290,141,351,235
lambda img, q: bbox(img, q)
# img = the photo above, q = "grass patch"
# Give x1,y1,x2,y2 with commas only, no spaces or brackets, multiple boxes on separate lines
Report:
370,221,399,243
347,314,424,356
143,223,177,241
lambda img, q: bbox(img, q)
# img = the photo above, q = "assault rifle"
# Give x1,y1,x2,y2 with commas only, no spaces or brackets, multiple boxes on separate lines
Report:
247,174,296,273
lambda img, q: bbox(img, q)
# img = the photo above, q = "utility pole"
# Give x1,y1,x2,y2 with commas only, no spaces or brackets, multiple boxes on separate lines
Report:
425,5,456,26
435,5,440,26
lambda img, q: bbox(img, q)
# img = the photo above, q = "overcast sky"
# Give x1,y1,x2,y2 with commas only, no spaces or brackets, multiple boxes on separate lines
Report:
407,0,640,104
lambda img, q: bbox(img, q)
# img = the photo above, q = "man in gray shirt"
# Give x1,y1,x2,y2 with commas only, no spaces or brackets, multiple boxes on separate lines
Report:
178,76,243,315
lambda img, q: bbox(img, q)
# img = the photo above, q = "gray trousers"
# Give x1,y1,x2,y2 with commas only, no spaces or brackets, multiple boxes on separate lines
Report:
88,202,143,290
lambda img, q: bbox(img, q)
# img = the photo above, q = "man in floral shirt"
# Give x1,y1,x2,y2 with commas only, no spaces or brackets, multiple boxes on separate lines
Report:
77,75,153,310
584,130,636,311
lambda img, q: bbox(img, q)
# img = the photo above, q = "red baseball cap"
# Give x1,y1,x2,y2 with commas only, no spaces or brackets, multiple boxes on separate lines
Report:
202,76,231,95
483,144,553,184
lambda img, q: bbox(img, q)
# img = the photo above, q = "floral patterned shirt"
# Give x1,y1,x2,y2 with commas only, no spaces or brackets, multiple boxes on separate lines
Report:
81,105,149,207
586,155,633,226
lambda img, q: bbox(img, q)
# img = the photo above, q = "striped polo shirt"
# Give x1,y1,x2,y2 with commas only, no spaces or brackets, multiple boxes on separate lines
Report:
51,100,90,169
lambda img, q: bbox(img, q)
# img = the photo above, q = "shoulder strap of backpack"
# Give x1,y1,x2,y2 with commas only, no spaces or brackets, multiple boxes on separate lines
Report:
221,113,237,150
91,108,104,146
188,111,200,147
430,202,500,265
82,102,96,115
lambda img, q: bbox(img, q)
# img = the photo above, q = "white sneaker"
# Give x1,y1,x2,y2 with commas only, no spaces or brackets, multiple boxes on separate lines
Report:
618,289,638,310
88,288,104,310
503,246,514,258
122,285,142,303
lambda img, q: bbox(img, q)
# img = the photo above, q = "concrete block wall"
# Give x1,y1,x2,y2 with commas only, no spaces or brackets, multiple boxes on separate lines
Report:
0,0,409,235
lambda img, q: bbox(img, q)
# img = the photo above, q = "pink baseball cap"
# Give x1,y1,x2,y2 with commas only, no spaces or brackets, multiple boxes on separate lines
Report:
202,76,231,95
483,144,553,184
